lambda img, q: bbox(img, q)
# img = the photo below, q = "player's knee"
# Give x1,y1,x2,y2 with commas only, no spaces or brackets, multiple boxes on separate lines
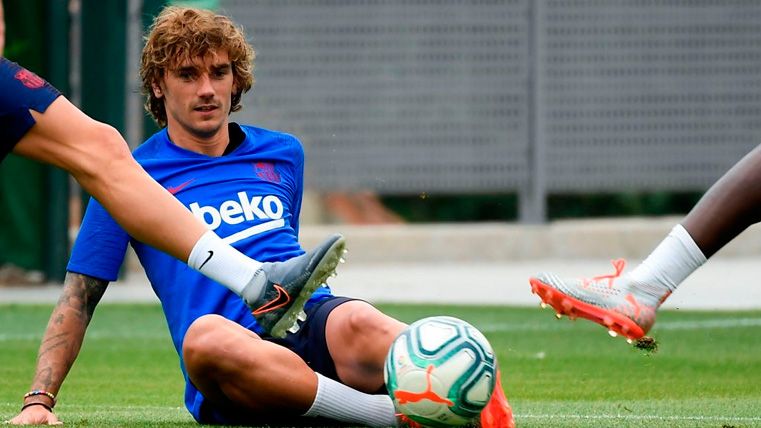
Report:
331,305,401,390
75,123,132,179
344,306,375,336
92,124,131,164
344,305,398,348
183,314,228,368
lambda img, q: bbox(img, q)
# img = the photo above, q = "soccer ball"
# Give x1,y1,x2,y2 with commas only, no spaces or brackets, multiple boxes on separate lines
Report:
384,316,497,427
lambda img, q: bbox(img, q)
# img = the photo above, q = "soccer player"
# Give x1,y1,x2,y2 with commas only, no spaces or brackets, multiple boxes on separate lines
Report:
529,143,761,341
8,6,512,427
0,4,343,337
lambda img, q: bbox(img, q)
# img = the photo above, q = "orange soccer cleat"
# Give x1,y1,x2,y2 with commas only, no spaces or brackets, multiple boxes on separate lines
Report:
529,259,665,341
478,369,514,428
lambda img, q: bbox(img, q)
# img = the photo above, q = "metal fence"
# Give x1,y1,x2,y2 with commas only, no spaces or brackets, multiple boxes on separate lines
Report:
220,0,761,222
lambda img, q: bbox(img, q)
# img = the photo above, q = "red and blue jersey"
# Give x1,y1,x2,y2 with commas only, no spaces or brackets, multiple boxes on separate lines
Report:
67,123,334,416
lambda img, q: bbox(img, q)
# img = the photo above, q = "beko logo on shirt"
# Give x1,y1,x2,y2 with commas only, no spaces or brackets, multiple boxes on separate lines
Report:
189,192,286,244
190,192,283,229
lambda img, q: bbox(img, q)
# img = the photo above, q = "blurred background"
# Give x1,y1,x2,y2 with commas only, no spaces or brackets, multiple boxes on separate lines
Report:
2,0,761,289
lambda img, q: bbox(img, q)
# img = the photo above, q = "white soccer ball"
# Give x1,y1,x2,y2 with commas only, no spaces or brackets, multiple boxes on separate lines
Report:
384,316,497,427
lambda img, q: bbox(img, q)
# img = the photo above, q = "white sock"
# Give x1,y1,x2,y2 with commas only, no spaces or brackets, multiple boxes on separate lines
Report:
187,230,262,295
627,224,707,298
303,373,397,428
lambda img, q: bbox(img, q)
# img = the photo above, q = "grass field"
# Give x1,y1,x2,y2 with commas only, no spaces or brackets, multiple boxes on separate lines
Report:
1,303,760,427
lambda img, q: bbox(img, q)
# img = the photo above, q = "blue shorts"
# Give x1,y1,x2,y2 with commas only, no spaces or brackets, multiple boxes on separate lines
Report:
191,296,360,426
0,58,61,161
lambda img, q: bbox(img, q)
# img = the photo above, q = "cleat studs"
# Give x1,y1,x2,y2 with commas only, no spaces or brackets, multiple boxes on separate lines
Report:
330,271,338,278
343,248,349,254
540,302,548,309
608,330,618,337
297,310,307,322
626,339,633,344
339,257,346,264
288,322,301,334
555,313,563,319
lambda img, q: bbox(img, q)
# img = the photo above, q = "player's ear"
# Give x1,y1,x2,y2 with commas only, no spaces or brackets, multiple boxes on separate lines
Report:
152,82,163,99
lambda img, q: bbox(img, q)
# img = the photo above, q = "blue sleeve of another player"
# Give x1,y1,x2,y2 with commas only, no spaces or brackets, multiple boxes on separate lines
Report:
289,137,305,237
66,198,130,282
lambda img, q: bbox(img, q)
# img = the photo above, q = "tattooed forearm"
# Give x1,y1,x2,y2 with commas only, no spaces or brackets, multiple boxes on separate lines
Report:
37,331,70,359
56,272,109,322
27,272,109,395
34,366,53,391
83,275,108,316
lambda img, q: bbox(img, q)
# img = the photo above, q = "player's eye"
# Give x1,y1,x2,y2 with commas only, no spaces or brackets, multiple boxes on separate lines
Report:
177,70,196,81
212,68,230,79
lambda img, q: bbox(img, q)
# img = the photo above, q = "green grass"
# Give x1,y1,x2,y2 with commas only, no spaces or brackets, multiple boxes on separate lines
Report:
2,304,761,427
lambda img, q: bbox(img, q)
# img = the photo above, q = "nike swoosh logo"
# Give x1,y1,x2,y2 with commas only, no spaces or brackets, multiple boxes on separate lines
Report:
221,219,285,245
252,284,291,315
166,178,195,195
198,250,214,270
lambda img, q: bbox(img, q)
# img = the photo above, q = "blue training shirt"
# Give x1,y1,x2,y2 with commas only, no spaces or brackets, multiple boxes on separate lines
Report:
67,123,334,418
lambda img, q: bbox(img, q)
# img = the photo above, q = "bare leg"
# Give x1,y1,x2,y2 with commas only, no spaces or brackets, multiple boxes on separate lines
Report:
183,315,317,415
183,313,399,426
14,96,207,261
325,300,406,392
683,144,761,258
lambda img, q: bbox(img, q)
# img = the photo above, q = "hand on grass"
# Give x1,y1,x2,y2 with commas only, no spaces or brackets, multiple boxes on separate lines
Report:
6,405,62,426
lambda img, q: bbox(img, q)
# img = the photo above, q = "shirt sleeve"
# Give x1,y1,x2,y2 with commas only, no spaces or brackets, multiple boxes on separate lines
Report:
288,136,305,237
66,197,131,282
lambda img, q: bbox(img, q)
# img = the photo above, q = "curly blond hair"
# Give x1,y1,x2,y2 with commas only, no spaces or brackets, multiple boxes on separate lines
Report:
140,6,255,127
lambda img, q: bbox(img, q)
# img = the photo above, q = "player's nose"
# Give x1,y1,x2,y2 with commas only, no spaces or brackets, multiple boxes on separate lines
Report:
196,73,215,97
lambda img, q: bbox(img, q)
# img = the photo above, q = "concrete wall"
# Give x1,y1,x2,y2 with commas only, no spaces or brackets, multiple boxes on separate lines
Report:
299,217,761,263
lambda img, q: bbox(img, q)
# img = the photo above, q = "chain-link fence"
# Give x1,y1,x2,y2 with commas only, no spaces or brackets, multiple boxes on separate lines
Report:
222,0,761,222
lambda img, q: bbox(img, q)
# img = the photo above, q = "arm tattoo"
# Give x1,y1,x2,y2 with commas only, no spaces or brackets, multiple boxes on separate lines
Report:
56,272,109,322
36,367,53,390
30,272,109,392
37,332,69,359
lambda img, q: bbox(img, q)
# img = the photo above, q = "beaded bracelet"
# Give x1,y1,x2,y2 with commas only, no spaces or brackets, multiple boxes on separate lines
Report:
23,390,57,406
